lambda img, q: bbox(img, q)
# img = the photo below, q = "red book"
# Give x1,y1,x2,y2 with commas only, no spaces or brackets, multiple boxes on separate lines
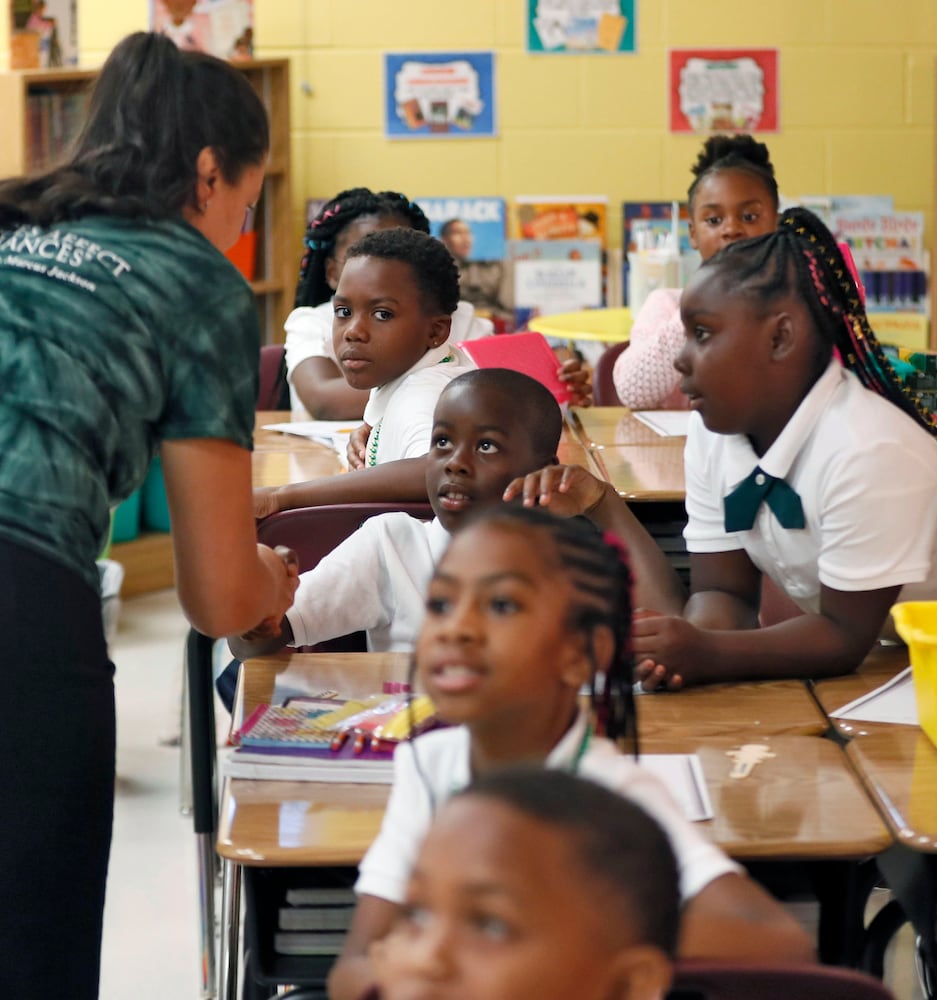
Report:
457,331,571,405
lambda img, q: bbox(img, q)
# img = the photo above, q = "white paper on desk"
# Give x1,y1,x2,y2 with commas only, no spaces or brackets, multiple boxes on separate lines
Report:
830,666,919,726
263,420,354,459
638,754,713,822
632,410,692,438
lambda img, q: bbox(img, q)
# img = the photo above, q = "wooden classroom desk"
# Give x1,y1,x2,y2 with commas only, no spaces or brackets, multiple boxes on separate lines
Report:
588,443,686,501
252,411,345,488
845,728,937,850
567,406,686,501
810,644,910,739
642,733,891,861
218,652,408,866
220,653,889,865
638,679,828,740
568,406,688,448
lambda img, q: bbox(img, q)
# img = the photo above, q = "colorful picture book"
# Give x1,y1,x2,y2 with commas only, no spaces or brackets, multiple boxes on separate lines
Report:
509,238,603,321
225,692,437,782
417,196,506,261
511,195,608,245
10,0,78,69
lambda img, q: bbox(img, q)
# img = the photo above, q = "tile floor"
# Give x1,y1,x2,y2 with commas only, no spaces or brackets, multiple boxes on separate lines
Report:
101,588,924,1000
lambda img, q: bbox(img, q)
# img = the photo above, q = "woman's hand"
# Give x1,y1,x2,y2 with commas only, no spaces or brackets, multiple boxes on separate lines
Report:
347,422,371,470
257,543,300,624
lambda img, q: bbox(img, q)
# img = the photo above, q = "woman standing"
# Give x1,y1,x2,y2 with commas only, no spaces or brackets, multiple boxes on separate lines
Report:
0,32,297,997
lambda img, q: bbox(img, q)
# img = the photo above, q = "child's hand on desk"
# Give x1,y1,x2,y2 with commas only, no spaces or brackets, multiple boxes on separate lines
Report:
502,463,609,518
347,422,371,470
253,486,281,520
633,611,706,690
557,357,593,408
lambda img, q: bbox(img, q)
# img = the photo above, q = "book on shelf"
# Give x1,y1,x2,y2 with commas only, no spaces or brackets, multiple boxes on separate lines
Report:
25,87,90,171
511,195,608,245
10,0,78,70
149,0,254,60
508,238,603,325
417,196,513,323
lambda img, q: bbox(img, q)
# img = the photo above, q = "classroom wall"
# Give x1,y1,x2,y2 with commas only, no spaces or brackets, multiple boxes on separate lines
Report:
4,0,937,259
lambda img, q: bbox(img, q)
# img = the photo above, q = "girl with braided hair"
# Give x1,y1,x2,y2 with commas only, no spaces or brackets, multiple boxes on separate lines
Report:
286,187,492,419
614,134,779,409
634,206,937,691
329,505,812,1000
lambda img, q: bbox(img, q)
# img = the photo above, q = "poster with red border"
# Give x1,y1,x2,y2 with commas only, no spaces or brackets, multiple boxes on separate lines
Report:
669,48,778,134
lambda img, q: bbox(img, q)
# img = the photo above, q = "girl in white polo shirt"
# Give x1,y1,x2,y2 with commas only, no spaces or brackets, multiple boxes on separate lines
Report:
634,206,937,691
328,506,812,1000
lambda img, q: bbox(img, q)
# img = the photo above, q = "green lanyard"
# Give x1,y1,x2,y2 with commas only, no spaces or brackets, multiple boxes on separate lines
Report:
569,722,593,774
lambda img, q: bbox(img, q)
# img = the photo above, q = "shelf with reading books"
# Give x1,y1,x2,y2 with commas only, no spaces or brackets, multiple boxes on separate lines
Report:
226,689,438,783
507,195,608,335
621,201,700,310
417,196,513,324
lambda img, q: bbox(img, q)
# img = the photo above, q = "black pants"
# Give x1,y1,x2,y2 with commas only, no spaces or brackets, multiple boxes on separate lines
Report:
0,539,115,999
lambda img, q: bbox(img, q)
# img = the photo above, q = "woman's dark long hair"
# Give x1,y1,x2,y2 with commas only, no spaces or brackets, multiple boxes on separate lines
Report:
0,32,269,228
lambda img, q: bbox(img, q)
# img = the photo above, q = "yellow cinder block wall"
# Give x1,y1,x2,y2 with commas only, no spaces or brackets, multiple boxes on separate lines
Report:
4,0,937,266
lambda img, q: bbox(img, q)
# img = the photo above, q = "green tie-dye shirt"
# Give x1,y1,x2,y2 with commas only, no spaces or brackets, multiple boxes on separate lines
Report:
0,214,259,592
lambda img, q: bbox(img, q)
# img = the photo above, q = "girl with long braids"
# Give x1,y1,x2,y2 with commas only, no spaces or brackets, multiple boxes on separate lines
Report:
286,187,492,420
634,206,937,691
328,506,812,1000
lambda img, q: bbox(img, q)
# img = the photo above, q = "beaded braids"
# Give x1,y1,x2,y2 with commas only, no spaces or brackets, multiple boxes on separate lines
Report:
463,505,638,751
708,206,937,436
687,133,779,211
344,227,461,318
294,187,430,308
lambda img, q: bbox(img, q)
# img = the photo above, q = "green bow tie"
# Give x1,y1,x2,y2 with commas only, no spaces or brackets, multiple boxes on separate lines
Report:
724,466,806,532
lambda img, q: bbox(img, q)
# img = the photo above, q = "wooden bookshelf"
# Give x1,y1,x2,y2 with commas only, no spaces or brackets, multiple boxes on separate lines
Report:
0,58,295,343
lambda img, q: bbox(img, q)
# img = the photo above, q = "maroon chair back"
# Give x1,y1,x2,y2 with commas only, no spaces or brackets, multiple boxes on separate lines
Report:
668,961,895,1000
592,340,629,406
257,343,289,410
256,503,434,652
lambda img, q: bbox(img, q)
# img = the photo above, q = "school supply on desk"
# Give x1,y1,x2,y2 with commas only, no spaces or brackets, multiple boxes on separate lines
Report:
639,754,713,822
830,667,919,727
888,600,937,746
457,331,571,405
632,410,692,437
225,690,438,782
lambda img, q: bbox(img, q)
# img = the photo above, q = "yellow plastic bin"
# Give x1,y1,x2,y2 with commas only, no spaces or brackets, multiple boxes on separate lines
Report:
891,601,937,749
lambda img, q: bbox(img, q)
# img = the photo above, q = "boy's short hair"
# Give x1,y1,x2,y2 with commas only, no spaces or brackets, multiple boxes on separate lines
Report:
439,368,563,466
456,767,680,956
345,227,460,316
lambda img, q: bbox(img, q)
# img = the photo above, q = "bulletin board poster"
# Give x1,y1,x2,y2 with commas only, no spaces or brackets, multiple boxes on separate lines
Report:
527,0,636,54
384,52,496,139
669,49,779,134
150,0,254,60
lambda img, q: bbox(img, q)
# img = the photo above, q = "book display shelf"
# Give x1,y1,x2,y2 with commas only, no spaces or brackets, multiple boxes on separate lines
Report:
0,59,295,594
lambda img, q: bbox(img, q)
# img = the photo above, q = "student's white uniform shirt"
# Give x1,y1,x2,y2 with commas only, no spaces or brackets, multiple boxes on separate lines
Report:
363,341,475,464
684,359,937,612
356,710,741,905
285,514,450,651
283,301,490,419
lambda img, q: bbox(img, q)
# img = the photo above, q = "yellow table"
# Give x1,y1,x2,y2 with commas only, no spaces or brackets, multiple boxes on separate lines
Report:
528,307,633,343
